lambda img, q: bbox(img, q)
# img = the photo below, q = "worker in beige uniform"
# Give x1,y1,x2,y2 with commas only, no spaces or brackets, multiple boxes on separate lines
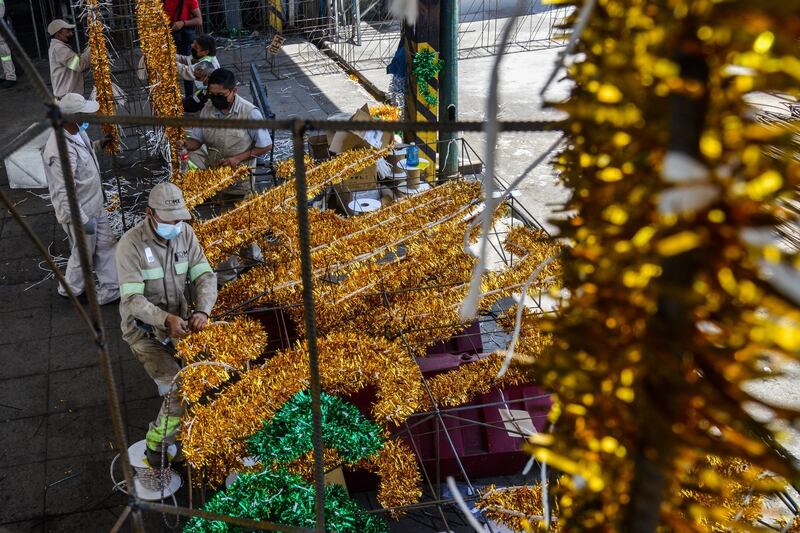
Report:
116,182,217,467
47,19,91,98
185,68,272,194
185,68,271,285
0,0,16,89
42,93,119,304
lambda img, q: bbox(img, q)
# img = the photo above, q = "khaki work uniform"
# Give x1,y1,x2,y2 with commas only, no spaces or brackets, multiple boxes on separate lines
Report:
42,129,119,303
188,95,271,284
188,94,263,192
49,38,91,98
116,220,217,452
0,2,16,82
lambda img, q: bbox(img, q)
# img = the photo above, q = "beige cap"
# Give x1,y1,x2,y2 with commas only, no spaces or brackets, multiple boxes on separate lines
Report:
58,93,99,115
148,182,192,221
47,19,76,36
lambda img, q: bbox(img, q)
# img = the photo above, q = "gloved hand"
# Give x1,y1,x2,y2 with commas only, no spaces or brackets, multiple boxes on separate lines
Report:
83,217,97,236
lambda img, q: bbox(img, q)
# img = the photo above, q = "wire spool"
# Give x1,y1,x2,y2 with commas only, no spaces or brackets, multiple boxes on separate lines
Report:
394,180,432,199
127,439,182,501
348,198,382,215
399,158,431,187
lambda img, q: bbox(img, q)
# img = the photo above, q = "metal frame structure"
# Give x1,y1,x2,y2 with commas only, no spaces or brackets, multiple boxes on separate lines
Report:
0,15,569,532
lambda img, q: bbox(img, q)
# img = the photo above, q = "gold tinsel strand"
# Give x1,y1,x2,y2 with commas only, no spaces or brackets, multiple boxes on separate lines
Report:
359,438,423,514
181,333,423,484
476,485,557,532
195,147,389,265
525,0,800,529
172,166,252,209
274,155,316,180
85,0,119,154
135,0,183,170
369,104,402,122
175,317,268,402
418,352,530,410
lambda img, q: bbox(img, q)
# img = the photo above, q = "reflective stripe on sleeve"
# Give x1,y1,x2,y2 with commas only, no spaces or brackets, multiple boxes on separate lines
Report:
0,56,11,62
120,282,145,296
67,54,81,71
189,262,213,282
141,266,165,280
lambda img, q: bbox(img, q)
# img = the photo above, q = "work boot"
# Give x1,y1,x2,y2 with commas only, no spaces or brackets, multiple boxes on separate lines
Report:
1,79,16,89
145,447,170,470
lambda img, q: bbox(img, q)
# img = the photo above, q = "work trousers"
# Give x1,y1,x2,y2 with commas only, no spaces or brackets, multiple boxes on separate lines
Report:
129,338,184,452
0,36,15,81
59,212,119,304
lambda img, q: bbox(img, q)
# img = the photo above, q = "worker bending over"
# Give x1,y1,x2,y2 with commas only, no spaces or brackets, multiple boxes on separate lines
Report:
185,68,272,195
47,19,91,98
116,182,217,467
42,93,119,304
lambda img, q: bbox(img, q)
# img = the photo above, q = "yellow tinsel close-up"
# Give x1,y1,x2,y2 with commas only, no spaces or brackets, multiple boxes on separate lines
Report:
85,0,119,154
172,166,252,209
135,0,184,170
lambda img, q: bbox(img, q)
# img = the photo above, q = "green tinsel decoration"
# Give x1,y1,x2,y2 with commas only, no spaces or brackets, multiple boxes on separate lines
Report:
183,468,389,533
412,49,443,107
247,389,384,465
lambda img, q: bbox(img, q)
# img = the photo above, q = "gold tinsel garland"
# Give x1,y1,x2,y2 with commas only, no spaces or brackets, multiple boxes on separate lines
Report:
525,0,800,529
181,333,423,484
172,166,252,209
195,147,389,265
175,317,268,402
135,0,184,170
369,104,402,122
274,155,316,180
418,352,530,410
85,0,119,154
476,485,557,532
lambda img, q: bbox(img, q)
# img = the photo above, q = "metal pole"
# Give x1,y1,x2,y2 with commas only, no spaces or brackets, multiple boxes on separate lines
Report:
29,0,42,59
439,0,460,180
49,110,145,533
352,0,361,46
291,119,326,532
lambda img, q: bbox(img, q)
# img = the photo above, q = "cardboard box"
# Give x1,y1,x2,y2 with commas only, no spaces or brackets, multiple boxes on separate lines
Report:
333,163,379,211
328,104,393,154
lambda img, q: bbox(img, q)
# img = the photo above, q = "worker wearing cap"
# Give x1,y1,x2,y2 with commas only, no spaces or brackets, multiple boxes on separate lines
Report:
47,19,91,98
42,93,119,304
116,182,217,467
0,0,17,89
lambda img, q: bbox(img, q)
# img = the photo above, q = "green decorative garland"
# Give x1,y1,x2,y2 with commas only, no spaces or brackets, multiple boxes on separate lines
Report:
184,391,388,533
412,49,443,107
247,389,384,465
183,468,388,533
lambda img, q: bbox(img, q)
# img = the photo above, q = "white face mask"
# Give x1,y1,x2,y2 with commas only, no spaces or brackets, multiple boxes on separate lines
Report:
154,220,183,240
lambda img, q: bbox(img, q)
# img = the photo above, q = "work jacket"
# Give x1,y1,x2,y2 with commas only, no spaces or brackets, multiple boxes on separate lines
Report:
48,38,91,98
116,220,217,345
176,53,220,85
41,129,104,225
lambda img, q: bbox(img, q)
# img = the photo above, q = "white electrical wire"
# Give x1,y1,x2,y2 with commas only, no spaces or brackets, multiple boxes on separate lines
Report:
447,476,486,533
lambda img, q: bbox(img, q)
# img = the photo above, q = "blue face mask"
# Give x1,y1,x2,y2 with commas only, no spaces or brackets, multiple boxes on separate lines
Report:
79,122,89,131
155,221,183,240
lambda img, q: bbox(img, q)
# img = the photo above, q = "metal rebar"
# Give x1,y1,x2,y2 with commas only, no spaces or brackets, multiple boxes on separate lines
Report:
48,108,144,532
291,119,326,532
65,112,563,133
